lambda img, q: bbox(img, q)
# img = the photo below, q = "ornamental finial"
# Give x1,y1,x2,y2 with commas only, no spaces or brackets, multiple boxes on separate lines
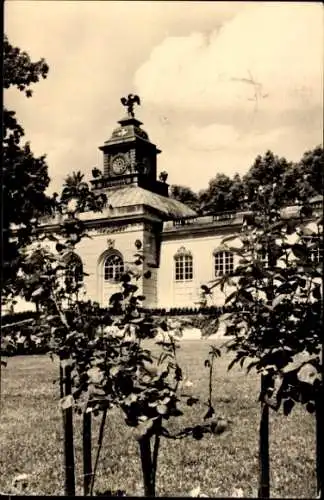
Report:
120,94,141,118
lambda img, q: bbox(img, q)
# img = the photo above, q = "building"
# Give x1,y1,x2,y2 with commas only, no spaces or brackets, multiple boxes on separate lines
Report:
29,96,323,312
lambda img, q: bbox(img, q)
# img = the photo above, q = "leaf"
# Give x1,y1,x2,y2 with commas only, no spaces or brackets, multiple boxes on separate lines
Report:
204,359,211,368
246,360,259,373
136,295,146,301
60,394,74,410
175,365,182,381
87,366,104,384
110,366,120,377
297,363,319,384
136,418,155,439
186,397,199,406
222,234,241,244
109,292,123,304
192,425,204,440
239,290,253,302
203,406,215,420
283,398,295,416
169,407,183,417
272,294,286,308
306,402,316,413
212,347,221,358
227,357,238,371
31,286,44,298
225,290,238,305
157,404,168,415
56,243,66,253
291,244,307,259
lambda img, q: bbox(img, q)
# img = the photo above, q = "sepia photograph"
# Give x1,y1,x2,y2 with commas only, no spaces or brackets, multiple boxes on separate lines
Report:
2,1,323,497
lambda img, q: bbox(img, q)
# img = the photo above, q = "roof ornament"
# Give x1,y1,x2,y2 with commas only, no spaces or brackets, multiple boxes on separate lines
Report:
120,94,141,118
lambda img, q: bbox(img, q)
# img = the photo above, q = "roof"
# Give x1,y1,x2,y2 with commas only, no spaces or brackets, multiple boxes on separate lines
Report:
106,186,197,219
39,186,196,228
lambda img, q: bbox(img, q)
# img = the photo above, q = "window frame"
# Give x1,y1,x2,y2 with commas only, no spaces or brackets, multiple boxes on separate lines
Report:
174,247,193,282
103,252,124,283
213,250,234,277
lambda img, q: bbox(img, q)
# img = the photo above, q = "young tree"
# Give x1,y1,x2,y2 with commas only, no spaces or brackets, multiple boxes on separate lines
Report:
3,35,52,303
201,174,323,497
11,179,227,497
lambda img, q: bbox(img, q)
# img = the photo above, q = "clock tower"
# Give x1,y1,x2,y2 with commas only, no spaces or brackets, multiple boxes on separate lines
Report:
92,94,167,196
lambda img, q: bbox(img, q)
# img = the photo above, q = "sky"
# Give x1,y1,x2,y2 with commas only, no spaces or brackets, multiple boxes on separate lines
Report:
5,1,324,194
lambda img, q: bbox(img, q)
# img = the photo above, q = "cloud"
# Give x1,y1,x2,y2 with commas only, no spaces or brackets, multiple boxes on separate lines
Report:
4,1,246,192
186,123,239,151
4,1,323,194
133,2,323,189
135,2,323,120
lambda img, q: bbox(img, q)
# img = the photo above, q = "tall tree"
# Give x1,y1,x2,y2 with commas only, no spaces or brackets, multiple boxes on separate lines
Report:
199,173,244,214
60,170,107,213
296,145,324,198
244,147,323,209
2,35,52,303
169,184,200,212
243,150,292,208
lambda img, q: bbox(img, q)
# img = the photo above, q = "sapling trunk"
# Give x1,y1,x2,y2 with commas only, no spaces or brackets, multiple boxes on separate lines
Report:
62,363,76,496
139,435,155,497
83,412,92,496
152,433,160,488
258,374,270,498
316,396,323,498
90,408,107,497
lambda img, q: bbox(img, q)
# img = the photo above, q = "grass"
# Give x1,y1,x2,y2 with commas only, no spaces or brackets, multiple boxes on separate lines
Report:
0,341,317,497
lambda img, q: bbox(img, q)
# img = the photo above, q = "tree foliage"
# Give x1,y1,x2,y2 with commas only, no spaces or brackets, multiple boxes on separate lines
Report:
199,173,245,214
169,184,200,212
170,146,323,216
201,181,322,414
3,35,52,302
60,170,107,213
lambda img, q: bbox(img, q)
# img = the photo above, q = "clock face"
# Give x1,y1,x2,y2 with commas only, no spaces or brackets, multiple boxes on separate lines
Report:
111,155,127,175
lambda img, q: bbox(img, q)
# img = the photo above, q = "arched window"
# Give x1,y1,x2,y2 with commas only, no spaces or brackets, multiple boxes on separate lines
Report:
65,253,83,287
174,247,193,281
214,250,234,276
104,253,124,282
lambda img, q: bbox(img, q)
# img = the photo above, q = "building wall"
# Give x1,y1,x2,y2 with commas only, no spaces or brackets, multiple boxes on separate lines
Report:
75,224,146,307
158,233,238,309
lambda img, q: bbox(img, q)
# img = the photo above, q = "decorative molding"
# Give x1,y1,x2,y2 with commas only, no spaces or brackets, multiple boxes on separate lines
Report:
107,238,115,249
212,247,230,256
88,222,144,235
173,246,193,259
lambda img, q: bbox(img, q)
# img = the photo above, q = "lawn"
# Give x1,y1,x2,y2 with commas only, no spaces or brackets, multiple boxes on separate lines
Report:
0,341,317,497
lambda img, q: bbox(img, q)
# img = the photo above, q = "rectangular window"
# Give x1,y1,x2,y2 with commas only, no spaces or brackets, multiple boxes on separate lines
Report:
214,251,234,276
175,255,193,281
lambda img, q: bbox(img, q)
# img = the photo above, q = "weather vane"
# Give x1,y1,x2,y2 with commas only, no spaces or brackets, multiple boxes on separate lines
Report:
120,94,141,118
